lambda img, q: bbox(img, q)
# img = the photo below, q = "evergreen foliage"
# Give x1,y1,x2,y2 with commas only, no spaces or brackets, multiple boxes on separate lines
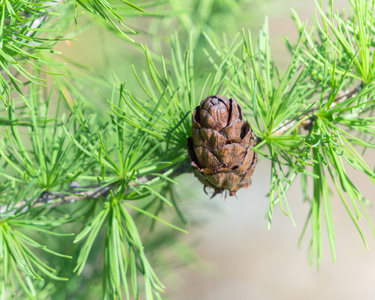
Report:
0,0,374,299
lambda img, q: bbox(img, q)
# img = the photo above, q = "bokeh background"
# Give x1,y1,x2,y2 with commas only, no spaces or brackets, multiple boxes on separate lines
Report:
59,0,375,299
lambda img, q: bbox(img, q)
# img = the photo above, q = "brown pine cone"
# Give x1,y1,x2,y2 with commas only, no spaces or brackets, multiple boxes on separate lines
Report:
187,95,257,197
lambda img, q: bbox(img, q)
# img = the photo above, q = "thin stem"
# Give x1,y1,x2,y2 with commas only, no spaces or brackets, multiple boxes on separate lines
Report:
0,161,191,217
0,182,118,218
271,83,363,137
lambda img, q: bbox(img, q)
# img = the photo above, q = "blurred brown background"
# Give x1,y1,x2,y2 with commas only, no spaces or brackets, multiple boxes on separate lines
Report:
168,156,375,299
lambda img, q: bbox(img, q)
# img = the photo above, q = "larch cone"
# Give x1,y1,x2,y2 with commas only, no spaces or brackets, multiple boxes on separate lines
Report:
187,95,257,197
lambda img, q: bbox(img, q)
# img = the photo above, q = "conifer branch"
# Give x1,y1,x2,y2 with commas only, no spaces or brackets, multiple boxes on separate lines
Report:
0,162,191,217
0,83,366,217
0,183,116,217
1,0,375,296
271,83,364,136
